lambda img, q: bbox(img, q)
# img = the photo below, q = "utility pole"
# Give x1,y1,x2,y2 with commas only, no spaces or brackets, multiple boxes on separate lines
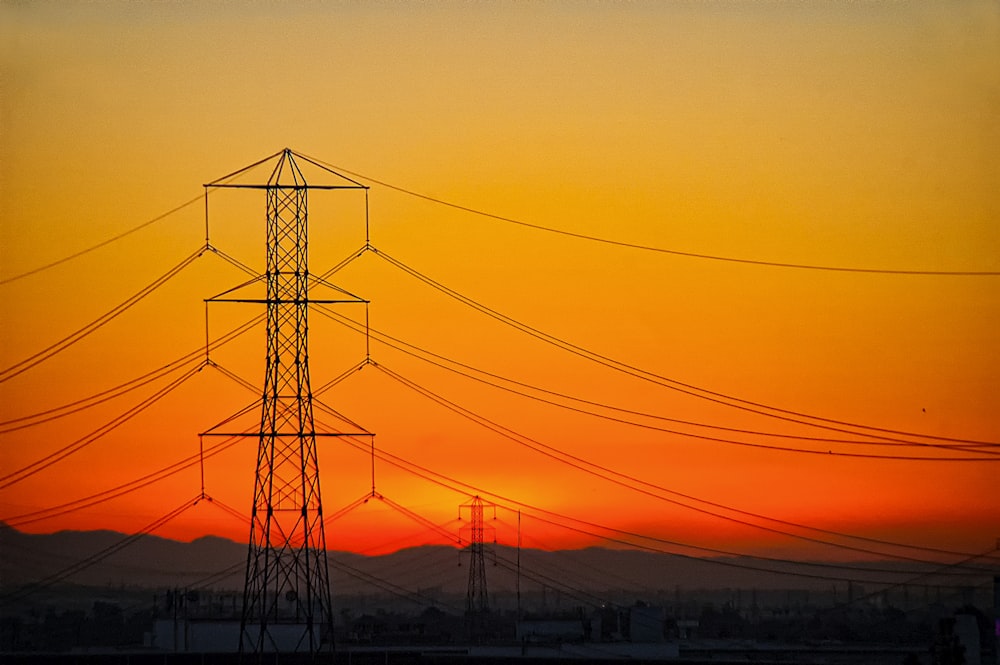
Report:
203,149,368,656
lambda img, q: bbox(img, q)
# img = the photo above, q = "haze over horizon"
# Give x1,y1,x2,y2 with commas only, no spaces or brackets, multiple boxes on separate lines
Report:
1,0,998,576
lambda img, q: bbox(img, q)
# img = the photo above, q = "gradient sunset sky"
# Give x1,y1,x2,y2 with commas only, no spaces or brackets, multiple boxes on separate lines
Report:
1,1,998,564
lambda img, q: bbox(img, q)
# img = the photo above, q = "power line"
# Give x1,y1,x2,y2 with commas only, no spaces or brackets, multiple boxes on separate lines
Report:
370,248,999,449
0,245,205,384
366,363,999,566
0,362,205,489
811,545,1000,618
358,353,992,555
206,244,261,280
492,551,610,610
328,557,462,613
316,305,997,461
512,508,996,586
0,259,262,435
325,487,990,604
185,560,246,592
2,436,243,528
310,306,996,560
0,155,323,286
295,152,1000,277
0,497,200,606
429,455,998,582
0,356,200,434
338,436,998,586
516,528,656,593
315,305,998,459
178,546,462,614
0,197,204,286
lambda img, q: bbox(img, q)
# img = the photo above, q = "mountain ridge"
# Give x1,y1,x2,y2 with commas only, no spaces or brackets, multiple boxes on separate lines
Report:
0,523,956,606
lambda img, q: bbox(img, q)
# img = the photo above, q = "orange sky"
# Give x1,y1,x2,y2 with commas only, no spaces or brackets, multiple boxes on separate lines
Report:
1,1,998,566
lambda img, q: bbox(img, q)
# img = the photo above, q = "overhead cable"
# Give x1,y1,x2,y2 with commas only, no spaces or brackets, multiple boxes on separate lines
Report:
0,246,204,384
338,436,997,585
0,314,262,433
295,152,1000,277
315,305,997,460
314,305,997,558
0,197,203,286
0,363,205,489
0,497,199,606
367,363,999,566
370,248,998,449
2,436,243,528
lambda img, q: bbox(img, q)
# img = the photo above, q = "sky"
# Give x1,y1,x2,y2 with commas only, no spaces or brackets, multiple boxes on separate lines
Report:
1,0,998,572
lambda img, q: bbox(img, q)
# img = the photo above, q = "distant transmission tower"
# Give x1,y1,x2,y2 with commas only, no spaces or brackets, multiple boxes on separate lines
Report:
203,149,368,656
460,496,495,642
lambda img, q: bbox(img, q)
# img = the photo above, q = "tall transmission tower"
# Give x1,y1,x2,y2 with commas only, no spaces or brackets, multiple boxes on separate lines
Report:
203,149,369,655
460,496,495,642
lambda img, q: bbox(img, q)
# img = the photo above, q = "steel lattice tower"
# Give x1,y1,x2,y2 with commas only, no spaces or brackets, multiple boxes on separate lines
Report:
242,151,332,654
203,149,368,656
460,496,494,641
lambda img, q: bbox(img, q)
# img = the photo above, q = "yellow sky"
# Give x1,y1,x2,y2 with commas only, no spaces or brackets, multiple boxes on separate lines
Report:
1,1,998,562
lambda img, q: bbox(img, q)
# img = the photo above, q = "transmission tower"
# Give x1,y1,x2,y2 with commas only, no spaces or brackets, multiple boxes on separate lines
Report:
460,496,495,642
203,149,368,656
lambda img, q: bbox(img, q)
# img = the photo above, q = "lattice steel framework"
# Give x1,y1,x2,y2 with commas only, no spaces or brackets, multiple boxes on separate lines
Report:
460,496,494,641
203,149,368,656
243,152,332,654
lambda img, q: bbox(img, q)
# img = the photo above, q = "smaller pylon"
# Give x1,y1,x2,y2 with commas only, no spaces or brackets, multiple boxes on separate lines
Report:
459,496,495,642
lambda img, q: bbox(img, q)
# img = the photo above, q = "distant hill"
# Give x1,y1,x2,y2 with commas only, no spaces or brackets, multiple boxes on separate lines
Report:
0,523,946,613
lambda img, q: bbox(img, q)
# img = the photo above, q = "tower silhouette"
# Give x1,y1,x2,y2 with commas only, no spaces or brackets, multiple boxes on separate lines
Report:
460,496,494,642
203,149,368,655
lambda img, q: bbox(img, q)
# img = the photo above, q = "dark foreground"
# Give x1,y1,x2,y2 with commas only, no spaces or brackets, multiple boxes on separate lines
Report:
0,644,945,665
